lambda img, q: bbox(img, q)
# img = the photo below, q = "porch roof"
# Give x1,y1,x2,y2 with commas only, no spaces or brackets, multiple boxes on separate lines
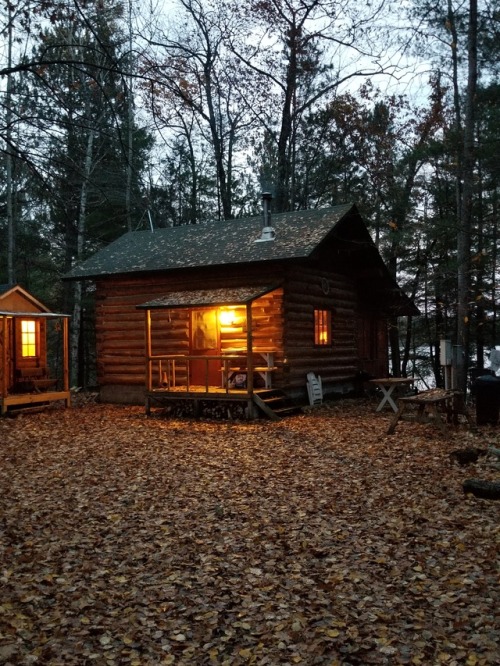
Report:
0,311,70,318
137,285,278,310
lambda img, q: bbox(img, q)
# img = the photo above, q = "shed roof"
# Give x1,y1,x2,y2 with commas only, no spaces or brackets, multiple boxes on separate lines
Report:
0,284,52,313
0,311,70,318
65,204,354,280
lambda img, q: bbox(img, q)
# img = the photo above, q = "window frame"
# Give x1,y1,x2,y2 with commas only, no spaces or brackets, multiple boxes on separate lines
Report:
20,318,39,358
314,309,332,347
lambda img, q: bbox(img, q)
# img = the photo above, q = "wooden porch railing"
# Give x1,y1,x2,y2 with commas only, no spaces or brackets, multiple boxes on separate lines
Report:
146,354,254,395
146,352,277,395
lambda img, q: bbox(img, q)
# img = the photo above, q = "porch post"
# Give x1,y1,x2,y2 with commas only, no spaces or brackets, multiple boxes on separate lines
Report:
62,317,71,408
145,309,152,391
246,302,254,394
1,317,7,399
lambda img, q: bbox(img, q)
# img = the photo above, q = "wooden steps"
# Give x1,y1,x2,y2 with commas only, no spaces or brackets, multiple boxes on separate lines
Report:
253,389,302,420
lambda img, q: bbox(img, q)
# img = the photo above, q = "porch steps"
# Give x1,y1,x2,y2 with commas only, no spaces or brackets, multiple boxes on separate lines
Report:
253,389,302,420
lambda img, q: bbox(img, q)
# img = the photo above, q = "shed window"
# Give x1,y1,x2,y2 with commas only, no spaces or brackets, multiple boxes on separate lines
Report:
21,320,37,357
314,310,332,346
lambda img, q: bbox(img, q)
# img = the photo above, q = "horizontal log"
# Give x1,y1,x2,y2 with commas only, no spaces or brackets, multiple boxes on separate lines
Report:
98,358,142,369
253,323,281,334
463,479,500,500
98,374,145,384
285,330,355,342
285,299,355,312
96,320,144,333
151,331,189,341
98,269,281,288
288,365,357,379
286,275,353,290
286,292,355,308
288,363,356,375
98,276,283,301
150,318,190,328
285,346,356,358
98,350,144,360
285,374,355,389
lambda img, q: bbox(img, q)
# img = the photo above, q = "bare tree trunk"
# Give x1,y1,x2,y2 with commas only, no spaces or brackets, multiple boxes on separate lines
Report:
456,0,478,393
475,135,485,369
492,191,498,343
71,127,95,385
125,0,134,232
6,3,15,284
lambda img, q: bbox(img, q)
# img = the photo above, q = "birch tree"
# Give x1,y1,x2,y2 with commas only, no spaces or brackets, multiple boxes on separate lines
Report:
455,0,478,392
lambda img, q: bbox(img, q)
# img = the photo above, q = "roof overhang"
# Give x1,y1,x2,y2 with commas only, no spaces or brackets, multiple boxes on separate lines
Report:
0,311,71,318
137,285,280,310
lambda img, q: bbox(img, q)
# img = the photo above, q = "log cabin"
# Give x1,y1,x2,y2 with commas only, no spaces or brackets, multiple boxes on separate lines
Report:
0,284,71,415
65,201,418,418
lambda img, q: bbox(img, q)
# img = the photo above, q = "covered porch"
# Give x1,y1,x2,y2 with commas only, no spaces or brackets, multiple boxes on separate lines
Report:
137,285,292,418
1,310,71,415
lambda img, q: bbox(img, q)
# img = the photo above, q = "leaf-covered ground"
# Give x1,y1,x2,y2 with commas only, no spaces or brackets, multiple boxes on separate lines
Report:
0,400,498,666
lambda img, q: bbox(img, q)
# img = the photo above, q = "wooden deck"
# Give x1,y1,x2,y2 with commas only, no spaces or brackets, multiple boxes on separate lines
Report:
145,385,301,420
145,385,255,417
1,390,71,415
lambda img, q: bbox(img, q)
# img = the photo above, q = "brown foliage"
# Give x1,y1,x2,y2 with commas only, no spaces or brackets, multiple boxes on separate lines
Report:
0,402,498,665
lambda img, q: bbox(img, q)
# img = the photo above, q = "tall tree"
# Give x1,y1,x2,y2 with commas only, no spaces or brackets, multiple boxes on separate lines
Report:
24,0,151,382
235,0,398,211
455,0,478,392
408,0,499,386
143,0,254,220
4,0,15,284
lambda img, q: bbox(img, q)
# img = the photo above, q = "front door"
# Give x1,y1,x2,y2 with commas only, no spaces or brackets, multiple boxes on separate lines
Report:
190,309,221,386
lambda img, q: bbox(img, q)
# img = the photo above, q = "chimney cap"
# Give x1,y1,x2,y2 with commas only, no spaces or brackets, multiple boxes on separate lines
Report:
255,226,275,243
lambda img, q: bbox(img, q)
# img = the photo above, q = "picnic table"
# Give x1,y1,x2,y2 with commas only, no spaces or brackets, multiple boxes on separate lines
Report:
369,377,415,413
387,388,471,437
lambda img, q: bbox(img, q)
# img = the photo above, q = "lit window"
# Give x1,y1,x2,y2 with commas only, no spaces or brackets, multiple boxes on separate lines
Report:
21,320,37,357
219,309,236,327
314,310,332,346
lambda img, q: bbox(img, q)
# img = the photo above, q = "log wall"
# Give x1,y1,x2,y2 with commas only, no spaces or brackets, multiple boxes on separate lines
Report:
282,264,388,390
94,260,388,403
95,266,284,397
283,265,358,389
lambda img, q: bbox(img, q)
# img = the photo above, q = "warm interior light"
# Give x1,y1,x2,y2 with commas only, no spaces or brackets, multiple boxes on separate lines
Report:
219,309,236,327
314,309,331,346
21,320,37,357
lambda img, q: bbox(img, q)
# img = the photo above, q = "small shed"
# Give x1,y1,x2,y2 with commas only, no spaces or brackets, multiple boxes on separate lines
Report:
65,202,417,417
0,285,71,415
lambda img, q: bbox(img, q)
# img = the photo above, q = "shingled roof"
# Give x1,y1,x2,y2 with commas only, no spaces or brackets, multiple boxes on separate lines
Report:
137,286,279,310
65,204,354,280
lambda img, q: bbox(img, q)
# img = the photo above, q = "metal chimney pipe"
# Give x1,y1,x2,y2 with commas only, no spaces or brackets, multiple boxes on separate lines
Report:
255,192,275,242
262,192,272,228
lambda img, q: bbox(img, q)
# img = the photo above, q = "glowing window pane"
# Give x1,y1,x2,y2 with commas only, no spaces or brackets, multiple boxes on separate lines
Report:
21,320,37,357
314,310,332,346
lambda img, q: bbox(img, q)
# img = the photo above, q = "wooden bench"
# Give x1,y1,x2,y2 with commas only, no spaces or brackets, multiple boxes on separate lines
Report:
387,388,472,437
15,367,58,393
